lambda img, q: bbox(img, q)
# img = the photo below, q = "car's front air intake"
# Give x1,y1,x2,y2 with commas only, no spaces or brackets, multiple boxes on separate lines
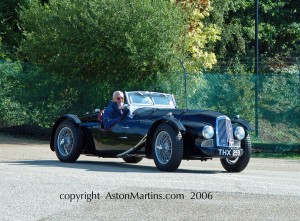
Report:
216,116,234,147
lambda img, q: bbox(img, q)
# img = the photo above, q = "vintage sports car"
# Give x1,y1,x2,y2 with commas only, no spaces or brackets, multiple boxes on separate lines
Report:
50,91,253,172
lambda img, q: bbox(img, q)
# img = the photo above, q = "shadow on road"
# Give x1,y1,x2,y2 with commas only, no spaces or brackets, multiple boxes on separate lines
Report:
3,159,223,174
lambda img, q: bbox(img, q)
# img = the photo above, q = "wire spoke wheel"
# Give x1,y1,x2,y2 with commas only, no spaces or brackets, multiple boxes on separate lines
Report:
155,131,172,164
57,127,74,156
54,120,83,162
152,123,183,172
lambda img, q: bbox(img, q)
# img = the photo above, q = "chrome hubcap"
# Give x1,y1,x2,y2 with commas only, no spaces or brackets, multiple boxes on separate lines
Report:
225,157,239,164
57,127,74,156
155,131,172,164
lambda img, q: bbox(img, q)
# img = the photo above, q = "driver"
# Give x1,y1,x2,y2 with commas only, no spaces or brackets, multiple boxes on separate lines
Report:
102,91,128,130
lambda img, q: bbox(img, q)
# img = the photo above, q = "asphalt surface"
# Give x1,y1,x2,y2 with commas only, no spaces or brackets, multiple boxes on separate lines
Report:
0,133,299,221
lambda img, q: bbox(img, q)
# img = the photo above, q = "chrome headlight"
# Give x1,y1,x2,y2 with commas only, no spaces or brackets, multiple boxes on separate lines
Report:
202,126,214,139
234,126,245,140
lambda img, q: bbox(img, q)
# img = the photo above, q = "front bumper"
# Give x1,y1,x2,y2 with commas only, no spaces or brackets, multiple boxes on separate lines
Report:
195,139,244,158
200,146,244,158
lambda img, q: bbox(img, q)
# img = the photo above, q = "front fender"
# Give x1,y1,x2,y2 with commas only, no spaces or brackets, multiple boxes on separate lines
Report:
145,116,185,157
50,114,81,151
157,116,186,133
231,118,254,132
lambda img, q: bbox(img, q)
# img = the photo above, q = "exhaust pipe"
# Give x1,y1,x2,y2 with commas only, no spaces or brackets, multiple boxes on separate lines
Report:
116,134,147,158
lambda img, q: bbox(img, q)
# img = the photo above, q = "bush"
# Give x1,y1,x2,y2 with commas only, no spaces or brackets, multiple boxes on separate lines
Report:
19,0,186,87
0,61,95,128
0,0,188,128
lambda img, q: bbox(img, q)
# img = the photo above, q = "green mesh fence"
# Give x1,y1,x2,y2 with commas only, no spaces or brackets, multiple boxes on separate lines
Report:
171,72,300,149
0,61,299,150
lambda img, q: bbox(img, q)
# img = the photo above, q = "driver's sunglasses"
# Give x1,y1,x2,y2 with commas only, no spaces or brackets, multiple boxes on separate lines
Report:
117,97,124,101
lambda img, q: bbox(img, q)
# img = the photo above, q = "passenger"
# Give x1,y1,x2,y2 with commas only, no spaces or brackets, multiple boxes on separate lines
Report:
102,91,128,130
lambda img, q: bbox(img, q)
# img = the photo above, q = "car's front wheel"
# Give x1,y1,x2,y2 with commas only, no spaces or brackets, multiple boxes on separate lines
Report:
152,123,183,172
54,120,83,162
220,135,251,172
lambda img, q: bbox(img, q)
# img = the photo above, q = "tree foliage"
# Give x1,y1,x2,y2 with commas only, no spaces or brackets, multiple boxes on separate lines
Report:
19,0,186,86
173,0,220,72
10,0,190,126
0,61,102,128
0,0,29,57
0,0,299,145
209,0,300,72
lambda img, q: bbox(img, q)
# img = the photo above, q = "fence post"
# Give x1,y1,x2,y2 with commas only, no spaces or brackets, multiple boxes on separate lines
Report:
179,59,188,109
254,0,259,137
296,57,300,83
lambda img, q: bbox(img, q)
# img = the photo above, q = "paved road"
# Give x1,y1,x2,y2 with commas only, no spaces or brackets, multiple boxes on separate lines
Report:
0,133,299,221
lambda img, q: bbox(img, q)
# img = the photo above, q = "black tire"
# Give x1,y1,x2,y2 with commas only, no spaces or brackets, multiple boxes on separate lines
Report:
122,156,143,164
220,135,251,172
54,120,83,162
152,123,183,172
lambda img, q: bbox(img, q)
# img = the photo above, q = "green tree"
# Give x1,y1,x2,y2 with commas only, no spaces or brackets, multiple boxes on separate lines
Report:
0,0,29,57
8,0,189,127
0,61,97,128
173,0,221,72
19,0,186,88
209,0,300,72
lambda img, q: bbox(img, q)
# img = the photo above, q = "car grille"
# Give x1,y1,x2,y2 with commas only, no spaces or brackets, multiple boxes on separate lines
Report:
216,116,234,147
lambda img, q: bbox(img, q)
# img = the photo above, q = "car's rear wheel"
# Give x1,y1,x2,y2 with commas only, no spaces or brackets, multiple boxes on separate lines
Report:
122,156,143,164
54,120,83,162
220,135,251,172
152,123,183,172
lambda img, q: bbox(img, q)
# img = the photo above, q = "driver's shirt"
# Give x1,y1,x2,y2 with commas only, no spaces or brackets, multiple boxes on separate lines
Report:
102,101,123,130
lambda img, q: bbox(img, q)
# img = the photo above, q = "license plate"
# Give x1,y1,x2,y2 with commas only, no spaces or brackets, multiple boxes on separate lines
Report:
216,149,241,157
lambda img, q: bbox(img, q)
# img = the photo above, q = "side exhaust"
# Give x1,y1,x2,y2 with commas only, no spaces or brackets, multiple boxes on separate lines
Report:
116,134,147,158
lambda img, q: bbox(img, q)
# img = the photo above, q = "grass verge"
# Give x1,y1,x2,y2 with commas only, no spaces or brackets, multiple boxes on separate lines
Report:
251,152,300,159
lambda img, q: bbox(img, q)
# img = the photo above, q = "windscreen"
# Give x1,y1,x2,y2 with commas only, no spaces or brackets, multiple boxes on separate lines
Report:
127,92,176,107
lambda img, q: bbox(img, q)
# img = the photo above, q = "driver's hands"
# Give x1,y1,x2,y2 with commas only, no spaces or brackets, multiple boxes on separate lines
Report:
121,108,129,120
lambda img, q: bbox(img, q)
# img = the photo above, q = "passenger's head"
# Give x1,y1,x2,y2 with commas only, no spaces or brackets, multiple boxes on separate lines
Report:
112,91,124,107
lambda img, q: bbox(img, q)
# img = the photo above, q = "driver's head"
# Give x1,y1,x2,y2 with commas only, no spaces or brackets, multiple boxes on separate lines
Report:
112,91,124,107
